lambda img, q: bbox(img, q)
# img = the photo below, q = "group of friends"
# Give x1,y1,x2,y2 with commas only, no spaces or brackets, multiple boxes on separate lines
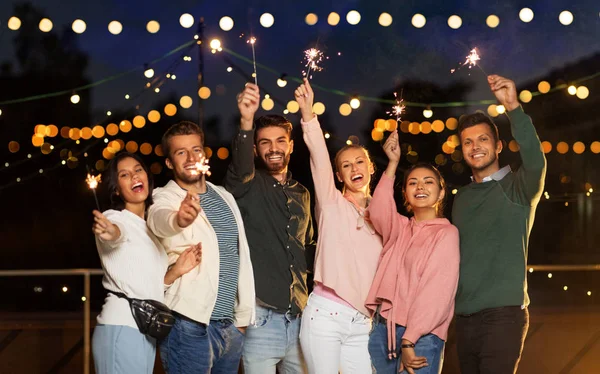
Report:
91,74,546,374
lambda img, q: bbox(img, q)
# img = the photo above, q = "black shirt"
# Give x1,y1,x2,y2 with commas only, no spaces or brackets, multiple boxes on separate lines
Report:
224,129,315,314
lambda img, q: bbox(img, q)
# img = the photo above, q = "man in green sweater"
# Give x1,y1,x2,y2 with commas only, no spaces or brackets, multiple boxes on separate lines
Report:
452,75,546,374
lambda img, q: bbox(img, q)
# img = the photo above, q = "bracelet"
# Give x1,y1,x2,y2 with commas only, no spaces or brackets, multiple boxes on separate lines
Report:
401,343,415,349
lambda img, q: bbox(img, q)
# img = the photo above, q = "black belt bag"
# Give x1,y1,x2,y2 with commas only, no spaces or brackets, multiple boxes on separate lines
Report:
108,290,175,340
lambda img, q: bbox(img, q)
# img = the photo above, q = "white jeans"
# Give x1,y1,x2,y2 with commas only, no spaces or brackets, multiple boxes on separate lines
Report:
300,293,372,374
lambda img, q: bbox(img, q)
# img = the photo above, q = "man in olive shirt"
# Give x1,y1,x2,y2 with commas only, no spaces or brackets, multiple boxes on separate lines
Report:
452,75,546,374
225,83,314,373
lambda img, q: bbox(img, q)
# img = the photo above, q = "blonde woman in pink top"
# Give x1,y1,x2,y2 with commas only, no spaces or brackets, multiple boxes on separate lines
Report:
294,79,383,373
365,131,459,374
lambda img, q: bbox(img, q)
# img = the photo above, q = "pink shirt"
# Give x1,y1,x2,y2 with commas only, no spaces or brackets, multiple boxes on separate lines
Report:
301,116,383,316
365,173,459,349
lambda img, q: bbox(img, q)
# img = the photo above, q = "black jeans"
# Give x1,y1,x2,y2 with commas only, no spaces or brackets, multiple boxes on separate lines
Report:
456,306,529,374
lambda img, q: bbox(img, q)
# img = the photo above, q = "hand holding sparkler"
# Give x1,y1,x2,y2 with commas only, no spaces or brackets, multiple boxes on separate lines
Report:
294,78,315,122
86,173,102,210
382,130,401,178
383,130,401,162
488,75,519,112
92,210,121,242
237,83,260,130
177,191,202,229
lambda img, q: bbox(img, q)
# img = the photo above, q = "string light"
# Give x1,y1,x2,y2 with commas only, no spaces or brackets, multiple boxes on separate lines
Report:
180,13,194,28
72,19,86,34
346,10,361,25
144,68,155,78
8,16,21,30
108,21,123,35
412,14,426,28
448,15,462,29
379,13,393,27
219,16,234,31
260,13,275,28
519,8,534,23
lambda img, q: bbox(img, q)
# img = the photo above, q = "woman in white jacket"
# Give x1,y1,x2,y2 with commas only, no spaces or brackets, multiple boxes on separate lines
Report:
92,151,200,374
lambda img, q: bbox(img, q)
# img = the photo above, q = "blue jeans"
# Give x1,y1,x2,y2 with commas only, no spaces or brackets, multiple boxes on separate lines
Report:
242,305,307,374
159,314,245,374
92,324,156,374
369,321,445,374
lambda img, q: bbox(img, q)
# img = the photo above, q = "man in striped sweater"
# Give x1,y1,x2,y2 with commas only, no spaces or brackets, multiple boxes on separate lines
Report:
147,121,255,374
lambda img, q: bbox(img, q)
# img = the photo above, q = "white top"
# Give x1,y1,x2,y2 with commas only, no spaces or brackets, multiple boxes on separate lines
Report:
95,209,168,328
147,180,256,327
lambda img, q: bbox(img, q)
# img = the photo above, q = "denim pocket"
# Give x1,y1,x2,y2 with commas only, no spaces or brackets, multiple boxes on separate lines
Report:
252,308,271,328
176,318,208,338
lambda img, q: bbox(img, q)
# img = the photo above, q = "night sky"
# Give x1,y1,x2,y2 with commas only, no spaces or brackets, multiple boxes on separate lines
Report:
1,0,599,300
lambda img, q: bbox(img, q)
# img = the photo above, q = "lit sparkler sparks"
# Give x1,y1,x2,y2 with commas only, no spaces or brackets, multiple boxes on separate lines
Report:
190,157,211,177
86,173,102,210
247,36,258,85
387,92,406,123
451,48,486,75
302,48,325,80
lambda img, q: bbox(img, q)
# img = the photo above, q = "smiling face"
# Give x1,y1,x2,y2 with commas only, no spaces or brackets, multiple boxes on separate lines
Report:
255,126,294,174
115,156,150,205
460,123,502,175
335,146,374,195
165,134,205,185
403,166,445,216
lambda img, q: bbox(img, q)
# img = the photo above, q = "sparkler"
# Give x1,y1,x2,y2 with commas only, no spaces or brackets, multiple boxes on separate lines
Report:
247,36,258,85
86,173,102,210
451,48,487,75
302,48,325,80
386,92,406,123
190,156,211,177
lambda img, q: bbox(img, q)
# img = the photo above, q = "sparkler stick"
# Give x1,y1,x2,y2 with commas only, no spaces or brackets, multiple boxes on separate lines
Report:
86,173,102,210
248,37,258,85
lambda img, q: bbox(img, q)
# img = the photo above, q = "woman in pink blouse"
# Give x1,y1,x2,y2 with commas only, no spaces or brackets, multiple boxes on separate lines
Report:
295,79,383,373
366,131,460,374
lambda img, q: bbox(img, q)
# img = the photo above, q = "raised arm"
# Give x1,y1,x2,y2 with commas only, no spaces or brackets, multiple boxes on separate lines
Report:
489,75,546,204
403,226,460,345
295,79,338,204
224,83,260,198
147,191,201,239
367,130,408,244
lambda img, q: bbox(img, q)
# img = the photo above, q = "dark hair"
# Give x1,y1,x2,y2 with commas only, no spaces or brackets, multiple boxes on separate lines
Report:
105,151,154,211
162,121,205,159
254,115,293,144
402,162,447,217
457,112,499,144
334,144,375,195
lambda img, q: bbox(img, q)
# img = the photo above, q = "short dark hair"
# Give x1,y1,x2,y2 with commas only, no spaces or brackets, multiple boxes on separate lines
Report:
162,121,204,159
402,162,447,217
457,112,499,144
105,151,154,211
254,115,293,144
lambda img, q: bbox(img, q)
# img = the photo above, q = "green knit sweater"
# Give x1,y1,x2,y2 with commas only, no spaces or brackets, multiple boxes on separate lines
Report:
452,107,546,315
